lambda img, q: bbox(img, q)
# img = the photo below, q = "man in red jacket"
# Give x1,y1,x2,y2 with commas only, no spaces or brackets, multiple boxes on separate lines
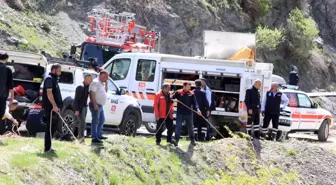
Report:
154,83,174,145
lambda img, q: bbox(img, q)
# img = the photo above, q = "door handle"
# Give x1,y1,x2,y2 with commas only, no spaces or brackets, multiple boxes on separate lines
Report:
146,88,154,91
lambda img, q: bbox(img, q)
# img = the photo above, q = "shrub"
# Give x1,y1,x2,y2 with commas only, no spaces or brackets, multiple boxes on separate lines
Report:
256,25,285,51
287,8,319,57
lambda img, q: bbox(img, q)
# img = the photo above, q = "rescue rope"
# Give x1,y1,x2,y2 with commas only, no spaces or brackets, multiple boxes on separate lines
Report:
153,108,173,136
175,99,226,139
50,111,79,145
3,124,20,138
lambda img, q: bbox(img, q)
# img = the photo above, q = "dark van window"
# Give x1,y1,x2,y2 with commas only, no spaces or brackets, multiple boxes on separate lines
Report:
136,59,156,82
59,72,74,84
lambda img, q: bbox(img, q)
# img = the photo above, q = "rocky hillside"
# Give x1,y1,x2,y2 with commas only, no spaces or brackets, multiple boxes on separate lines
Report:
1,0,336,91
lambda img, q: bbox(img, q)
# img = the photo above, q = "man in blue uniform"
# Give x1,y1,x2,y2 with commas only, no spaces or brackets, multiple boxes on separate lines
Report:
288,66,299,86
261,82,289,140
193,80,210,141
244,80,262,138
171,82,201,146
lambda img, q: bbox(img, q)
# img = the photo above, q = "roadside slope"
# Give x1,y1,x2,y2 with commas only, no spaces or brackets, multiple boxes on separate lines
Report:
0,136,336,185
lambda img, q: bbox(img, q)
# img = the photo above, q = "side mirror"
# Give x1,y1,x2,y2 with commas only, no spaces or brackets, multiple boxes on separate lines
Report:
70,45,77,55
119,88,126,95
313,102,318,108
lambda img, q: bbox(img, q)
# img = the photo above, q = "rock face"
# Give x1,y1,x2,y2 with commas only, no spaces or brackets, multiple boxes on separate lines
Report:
2,0,336,91
311,0,336,49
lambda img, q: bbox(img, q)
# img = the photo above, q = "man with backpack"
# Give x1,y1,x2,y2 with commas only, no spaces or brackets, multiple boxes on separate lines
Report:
200,78,215,141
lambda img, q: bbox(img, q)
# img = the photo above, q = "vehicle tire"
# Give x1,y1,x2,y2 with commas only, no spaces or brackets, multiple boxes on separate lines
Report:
318,120,329,142
120,114,138,137
144,122,167,133
60,109,78,138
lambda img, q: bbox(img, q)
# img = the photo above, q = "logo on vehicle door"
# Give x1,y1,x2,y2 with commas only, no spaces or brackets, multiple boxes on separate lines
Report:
111,99,119,104
138,82,146,91
111,105,116,114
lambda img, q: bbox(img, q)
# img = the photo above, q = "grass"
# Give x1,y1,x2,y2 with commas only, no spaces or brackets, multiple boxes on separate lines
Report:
286,149,297,156
0,136,300,185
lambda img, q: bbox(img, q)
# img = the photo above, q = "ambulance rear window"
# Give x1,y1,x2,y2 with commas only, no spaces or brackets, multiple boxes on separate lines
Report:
136,59,156,82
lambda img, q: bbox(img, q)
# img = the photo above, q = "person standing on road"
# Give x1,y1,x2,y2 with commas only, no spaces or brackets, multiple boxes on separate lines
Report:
244,80,262,139
89,70,108,144
288,65,299,86
0,52,14,118
153,83,174,145
171,82,201,147
261,82,289,141
73,74,93,143
193,80,210,141
200,78,215,141
42,63,63,153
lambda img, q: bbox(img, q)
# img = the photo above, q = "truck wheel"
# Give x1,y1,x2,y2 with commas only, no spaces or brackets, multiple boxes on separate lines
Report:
120,114,138,137
61,109,78,138
318,120,329,142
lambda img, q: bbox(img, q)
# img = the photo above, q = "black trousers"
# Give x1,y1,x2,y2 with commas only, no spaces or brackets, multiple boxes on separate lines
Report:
193,110,207,141
262,113,279,136
0,97,7,119
247,109,260,138
44,110,58,152
155,118,174,143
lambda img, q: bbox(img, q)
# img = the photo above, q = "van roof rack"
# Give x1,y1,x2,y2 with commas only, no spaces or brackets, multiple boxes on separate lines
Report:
41,52,100,72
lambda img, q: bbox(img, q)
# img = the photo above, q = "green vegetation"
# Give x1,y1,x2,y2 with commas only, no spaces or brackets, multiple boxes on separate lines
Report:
286,149,297,156
256,25,285,51
287,8,319,58
0,136,300,185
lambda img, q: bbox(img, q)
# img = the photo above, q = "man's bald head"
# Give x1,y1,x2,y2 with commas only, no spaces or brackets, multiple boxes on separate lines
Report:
253,79,262,89
271,82,278,92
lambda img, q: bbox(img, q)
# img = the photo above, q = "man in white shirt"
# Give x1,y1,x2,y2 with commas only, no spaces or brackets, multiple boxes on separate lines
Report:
200,78,214,141
261,82,289,141
89,70,108,144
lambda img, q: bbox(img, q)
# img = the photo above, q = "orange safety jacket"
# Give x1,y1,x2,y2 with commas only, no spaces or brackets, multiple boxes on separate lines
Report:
154,91,174,120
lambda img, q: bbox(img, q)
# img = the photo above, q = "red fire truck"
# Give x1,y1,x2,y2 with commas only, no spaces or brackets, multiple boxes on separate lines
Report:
71,10,160,66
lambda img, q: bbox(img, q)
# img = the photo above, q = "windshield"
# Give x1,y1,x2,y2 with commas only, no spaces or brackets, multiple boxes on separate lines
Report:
80,42,122,66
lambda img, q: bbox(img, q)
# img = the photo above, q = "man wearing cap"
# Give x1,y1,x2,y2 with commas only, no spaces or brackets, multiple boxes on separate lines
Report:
171,82,201,146
0,52,14,119
244,79,262,139
73,74,93,143
89,70,108,144
43,63,63,153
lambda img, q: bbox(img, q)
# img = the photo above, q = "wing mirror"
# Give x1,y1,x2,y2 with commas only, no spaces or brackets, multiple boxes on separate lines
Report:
119,88,126,95
313,102,318,108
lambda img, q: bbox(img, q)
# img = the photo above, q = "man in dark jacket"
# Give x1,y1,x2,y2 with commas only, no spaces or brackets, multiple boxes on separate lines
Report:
73,74,93,143
288,66,299,86
42,63,63,153
244,79,262,139
261,82,289,140
193,80,210,141
0,52,14,119
171,82,201,146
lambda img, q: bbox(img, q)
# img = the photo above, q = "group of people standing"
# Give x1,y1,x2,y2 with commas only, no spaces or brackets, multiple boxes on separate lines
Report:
154,79,215,147
244,80,289,140
42,64,109,153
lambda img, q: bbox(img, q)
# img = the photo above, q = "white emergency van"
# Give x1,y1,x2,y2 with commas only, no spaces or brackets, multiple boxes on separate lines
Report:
2,50,142,137
102,52,293,137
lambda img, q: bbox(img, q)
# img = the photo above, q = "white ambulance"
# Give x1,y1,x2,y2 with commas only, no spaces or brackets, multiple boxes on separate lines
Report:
279,88,333,141
102,52,293,137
